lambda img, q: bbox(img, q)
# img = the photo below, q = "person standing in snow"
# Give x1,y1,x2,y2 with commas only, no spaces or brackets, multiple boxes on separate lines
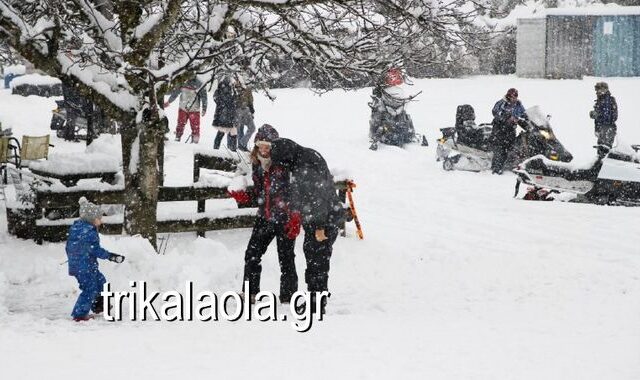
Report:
164,77,208,143
269,138,345,314
61,78,93,142
66,198,125,321
589,81,618,156
229,125,300,304
212,76,238,151
234,80,256,152
490,88,527,174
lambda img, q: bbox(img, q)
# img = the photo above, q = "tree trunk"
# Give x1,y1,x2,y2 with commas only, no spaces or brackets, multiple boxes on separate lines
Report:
121,113,163,249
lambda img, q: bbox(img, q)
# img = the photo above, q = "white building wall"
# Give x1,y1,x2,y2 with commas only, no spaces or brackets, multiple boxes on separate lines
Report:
516,18,547,78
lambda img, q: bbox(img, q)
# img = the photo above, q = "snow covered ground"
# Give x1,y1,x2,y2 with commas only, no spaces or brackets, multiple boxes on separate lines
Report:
1,76,639,379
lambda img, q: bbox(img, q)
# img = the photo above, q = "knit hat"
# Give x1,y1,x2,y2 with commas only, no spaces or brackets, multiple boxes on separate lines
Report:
595,82,609,92
79,197,102,222
506,88,518,99
254,124,279,147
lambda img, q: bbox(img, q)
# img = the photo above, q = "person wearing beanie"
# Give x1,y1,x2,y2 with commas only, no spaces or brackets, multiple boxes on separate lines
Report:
66,197,125,321
164,77,207,144
269,138,345,315
490,88,527,174
228,124,299,304
590,82,618,156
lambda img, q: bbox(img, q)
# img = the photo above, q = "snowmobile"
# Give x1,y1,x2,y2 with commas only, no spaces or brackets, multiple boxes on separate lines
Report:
436,104,494,171
513,144,640,206
368,85,426,150
436,105,573,172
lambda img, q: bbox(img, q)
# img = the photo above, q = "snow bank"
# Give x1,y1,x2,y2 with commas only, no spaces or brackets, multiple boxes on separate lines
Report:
99,235,243,304
85,134,122,163
30,134,122,175
10,74,61,88
3,64,26,76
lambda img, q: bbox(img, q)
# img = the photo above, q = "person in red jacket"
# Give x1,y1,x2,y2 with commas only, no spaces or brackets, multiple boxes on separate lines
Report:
229,124,300,304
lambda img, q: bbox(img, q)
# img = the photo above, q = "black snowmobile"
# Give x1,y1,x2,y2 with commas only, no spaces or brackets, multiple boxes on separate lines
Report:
437,105,573,172
514,144,640,206
368,85,426,150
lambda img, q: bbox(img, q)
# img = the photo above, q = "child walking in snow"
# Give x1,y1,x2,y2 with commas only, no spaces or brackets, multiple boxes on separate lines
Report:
66,198,125,321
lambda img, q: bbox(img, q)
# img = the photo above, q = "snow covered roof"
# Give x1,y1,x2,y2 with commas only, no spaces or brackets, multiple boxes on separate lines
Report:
522,5,640,19
545,5,640,16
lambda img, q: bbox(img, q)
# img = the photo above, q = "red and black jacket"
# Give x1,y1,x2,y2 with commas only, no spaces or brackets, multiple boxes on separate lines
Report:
251,162,292,224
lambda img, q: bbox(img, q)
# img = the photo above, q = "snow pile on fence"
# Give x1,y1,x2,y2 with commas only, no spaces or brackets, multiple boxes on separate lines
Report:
29,152,119,175
9,74,61,88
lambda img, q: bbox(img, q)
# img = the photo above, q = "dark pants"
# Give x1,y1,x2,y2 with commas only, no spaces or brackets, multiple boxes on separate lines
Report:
491,128,516,174
302,225,338,293
596,125,616,156
243,218,297,299
214,131,237,151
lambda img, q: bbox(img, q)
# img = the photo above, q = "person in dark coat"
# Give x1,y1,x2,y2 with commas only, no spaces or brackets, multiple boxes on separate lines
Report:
212,77,238,151
490,88,527,174
61,79,93,142
590,81,618,156
269,138,344,314
229,125,300,304
66,197,125,321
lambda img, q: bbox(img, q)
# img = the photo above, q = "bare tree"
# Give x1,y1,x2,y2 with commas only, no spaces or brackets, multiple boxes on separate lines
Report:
0,0,493,247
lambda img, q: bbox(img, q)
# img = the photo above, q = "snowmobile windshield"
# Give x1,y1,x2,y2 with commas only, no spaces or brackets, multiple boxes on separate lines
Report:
526,106,550,130
381,87,411,110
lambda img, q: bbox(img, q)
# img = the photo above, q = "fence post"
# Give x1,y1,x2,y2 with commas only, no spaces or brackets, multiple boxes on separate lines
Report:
194,154,205,237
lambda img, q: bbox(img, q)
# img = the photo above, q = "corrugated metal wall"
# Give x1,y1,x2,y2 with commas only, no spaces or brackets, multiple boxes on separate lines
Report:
593,15,640,76
516,18,547,77
545,16,596,79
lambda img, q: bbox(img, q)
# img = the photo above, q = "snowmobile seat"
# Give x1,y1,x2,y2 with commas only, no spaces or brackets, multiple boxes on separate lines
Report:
455,104,475,129
440,127,456,139
607,150,640,164
525,157,601,181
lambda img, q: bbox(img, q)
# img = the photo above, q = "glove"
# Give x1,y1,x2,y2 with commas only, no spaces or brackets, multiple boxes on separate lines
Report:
228,190,250,204
589,110,597,119
285,211,301,240
108,253,125,263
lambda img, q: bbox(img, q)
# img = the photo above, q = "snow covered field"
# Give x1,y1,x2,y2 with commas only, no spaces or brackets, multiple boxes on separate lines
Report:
1,76,639,379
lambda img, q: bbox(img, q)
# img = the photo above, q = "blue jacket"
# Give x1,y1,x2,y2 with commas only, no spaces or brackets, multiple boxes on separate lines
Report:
492,98,527,123
66,220,111,276
593,92,618,127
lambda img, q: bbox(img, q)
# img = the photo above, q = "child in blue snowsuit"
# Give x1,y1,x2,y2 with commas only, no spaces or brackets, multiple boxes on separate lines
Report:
66,198,125,321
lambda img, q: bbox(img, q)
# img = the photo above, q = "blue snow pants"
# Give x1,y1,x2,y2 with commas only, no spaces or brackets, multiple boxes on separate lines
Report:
71,271,106,318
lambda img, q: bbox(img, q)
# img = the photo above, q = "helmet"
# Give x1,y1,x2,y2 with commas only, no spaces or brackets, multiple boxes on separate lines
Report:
384,68,403,86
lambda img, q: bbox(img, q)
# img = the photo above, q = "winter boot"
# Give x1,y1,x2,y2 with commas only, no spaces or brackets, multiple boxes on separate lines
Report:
239,292,256,304
73,314,95,322
91,295,104,314
295,293,328,315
